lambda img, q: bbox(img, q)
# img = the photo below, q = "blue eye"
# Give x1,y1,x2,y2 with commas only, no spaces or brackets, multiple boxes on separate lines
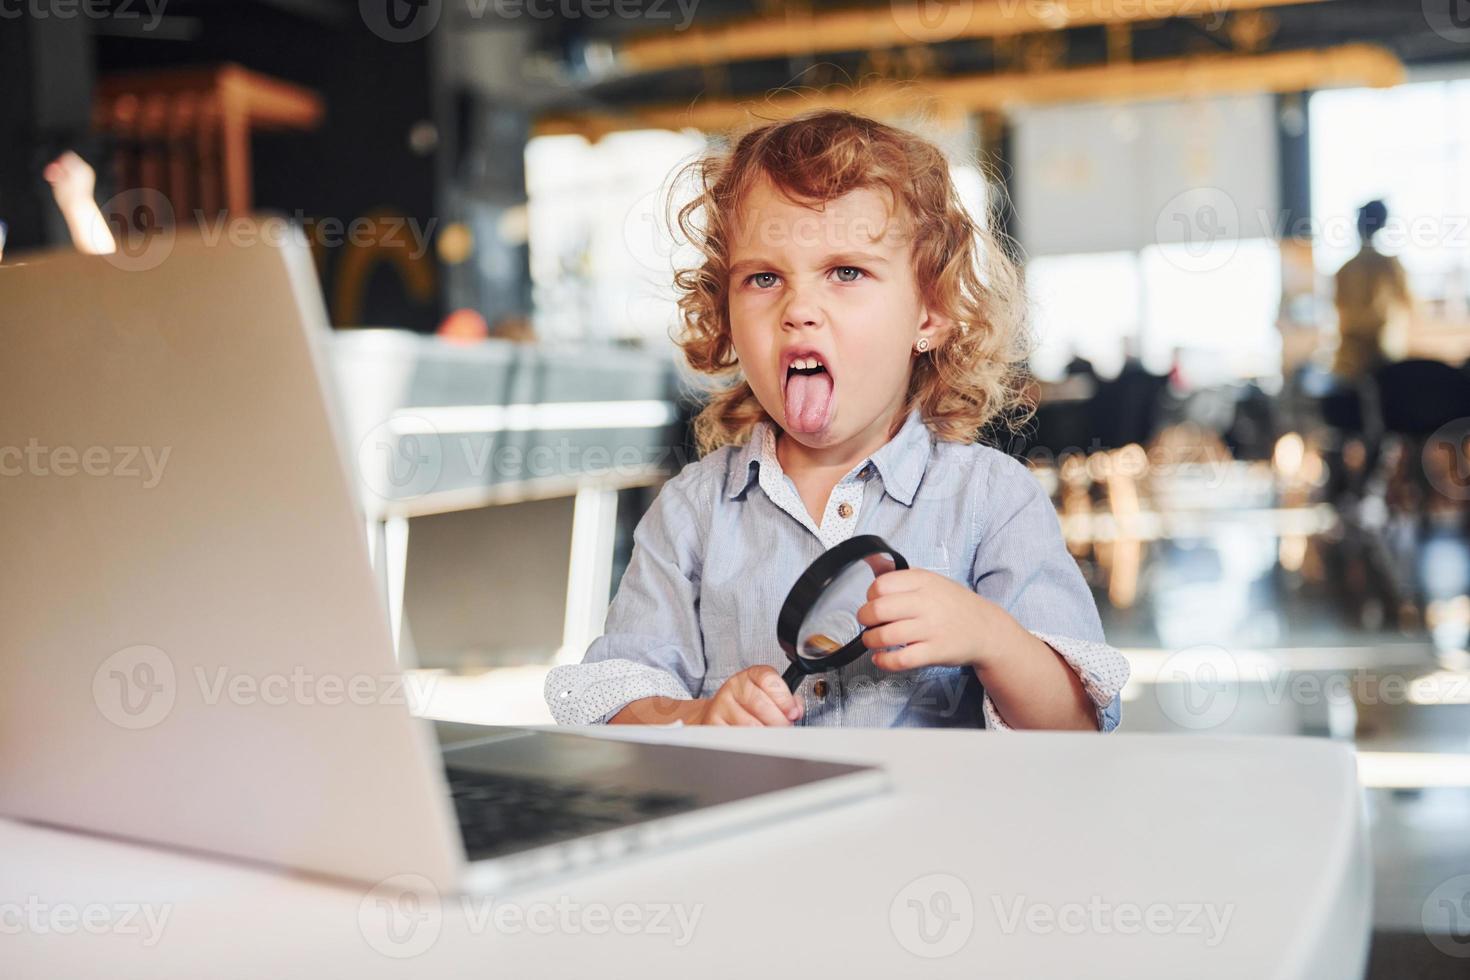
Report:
741,267,866,288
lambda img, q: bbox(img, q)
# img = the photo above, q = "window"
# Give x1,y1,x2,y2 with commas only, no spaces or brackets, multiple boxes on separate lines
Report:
1026,252,1142,381
1026,241,1282,385
525,129,707,345
1139,240,1283,384
1310,79,1470,304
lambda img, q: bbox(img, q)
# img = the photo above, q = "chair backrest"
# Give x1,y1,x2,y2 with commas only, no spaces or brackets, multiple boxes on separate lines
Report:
1373,359,1470,436
1089,368,1170,449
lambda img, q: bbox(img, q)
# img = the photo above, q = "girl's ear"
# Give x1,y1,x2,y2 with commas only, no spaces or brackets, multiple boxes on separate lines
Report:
916,306,957,351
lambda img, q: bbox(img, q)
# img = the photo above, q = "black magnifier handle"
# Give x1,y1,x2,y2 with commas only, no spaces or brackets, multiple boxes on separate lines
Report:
782,662,805,693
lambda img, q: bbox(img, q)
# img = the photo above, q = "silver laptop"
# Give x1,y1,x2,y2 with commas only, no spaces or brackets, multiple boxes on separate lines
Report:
0,227,886,895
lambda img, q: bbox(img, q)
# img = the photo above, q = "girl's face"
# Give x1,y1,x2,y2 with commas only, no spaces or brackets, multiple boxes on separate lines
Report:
727,177,946,456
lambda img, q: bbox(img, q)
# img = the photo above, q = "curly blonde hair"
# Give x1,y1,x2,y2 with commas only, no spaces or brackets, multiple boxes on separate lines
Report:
668,107,1035,457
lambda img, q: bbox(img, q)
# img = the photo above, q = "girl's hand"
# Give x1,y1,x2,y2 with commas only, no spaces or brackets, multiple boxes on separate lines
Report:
693,666,804,726
43,151,97,210
855,559,993,672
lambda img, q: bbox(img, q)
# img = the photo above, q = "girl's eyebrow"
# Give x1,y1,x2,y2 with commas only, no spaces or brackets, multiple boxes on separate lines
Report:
728,252,890,277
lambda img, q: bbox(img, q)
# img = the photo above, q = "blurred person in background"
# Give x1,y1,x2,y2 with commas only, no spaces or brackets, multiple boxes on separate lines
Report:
1331,200,1412,381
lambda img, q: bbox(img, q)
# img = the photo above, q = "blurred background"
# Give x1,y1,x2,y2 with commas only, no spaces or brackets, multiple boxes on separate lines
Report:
3,1,1469,973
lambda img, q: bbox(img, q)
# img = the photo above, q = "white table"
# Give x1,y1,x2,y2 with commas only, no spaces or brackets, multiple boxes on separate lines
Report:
2,728,1369,979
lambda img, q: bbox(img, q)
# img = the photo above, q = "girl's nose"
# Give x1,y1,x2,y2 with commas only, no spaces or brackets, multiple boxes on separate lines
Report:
781,290,822,331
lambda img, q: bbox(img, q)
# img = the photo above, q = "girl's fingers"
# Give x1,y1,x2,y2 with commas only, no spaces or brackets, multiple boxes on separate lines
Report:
856,592,922,628
865,568,925,601
862,618,927,650
737,687,793,727
748,666,800,717
711,701,761,727
872,643,934,672
711,669,790,725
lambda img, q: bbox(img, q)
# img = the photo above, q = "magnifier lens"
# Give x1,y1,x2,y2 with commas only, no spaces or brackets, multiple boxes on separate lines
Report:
795,560,876,662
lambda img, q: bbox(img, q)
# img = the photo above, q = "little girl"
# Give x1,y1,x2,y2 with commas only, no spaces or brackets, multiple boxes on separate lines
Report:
546,109,1129,730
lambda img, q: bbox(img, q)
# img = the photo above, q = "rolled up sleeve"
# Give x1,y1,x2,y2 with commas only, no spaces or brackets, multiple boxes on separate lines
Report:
544,470,708,725
969,454,1130,732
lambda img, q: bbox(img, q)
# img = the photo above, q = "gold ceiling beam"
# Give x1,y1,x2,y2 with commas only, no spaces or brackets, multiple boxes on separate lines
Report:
533,43,1403,139
618,0,1333,73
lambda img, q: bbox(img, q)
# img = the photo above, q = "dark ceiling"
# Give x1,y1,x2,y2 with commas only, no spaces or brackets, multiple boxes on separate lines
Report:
91,0,1470,112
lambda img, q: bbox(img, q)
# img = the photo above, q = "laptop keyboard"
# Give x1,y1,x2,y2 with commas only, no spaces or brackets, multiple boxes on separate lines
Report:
444,767,699,861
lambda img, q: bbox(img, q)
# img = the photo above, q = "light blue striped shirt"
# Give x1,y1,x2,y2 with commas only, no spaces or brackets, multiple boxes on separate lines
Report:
546,406,1129,729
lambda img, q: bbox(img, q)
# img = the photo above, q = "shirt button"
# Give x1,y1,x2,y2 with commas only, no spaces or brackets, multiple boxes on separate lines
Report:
812,679,829,698
837,502,854,519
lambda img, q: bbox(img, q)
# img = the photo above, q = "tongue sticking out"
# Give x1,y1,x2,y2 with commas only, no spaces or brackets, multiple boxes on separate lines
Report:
784,370,834,433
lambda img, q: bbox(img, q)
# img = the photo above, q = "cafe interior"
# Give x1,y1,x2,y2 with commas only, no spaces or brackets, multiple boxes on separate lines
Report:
3,0,1470,975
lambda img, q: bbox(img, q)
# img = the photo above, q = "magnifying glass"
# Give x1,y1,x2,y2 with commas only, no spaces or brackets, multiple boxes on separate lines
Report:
776,534,909,693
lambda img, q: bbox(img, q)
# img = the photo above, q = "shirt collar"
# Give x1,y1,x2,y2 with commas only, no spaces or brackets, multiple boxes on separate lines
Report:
722,406,933,506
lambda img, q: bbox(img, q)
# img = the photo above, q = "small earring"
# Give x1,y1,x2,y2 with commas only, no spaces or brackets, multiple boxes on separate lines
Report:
915,337,930,352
